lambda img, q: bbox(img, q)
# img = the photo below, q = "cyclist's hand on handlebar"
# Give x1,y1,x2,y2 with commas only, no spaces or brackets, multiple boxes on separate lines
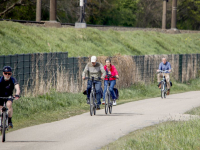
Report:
14,95,20,100
101,77,104,80
82,77,86,80
116,75,119,79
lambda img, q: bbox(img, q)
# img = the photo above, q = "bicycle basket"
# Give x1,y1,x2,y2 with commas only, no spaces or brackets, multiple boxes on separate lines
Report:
83,90,87,95
113,88,119,100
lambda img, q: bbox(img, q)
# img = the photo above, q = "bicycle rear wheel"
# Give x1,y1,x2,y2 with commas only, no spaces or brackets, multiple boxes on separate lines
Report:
164,84,167,98
109,105,112,114
90,93,93,116
161,82,164,99
108,95,112,114
2,112,6,142
105,92,109,114
94,98,96,115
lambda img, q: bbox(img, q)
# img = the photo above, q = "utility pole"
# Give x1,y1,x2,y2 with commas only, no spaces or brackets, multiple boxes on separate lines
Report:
170,0,180,33
75,0,87,28
45,0,61,28
171,0,177,29
162,0,167,29
36,0,41,22
50,0,56,21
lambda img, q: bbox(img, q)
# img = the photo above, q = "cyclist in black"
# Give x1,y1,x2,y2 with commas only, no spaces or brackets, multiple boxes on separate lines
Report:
0,66,20,128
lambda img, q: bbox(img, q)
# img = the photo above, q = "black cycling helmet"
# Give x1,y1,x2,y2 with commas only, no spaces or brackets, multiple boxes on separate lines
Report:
3,66,12,72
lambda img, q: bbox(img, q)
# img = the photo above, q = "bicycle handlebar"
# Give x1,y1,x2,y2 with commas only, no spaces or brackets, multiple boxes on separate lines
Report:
84,77,102,81
104,75,118,79
157,70,171,73
0,96,15,100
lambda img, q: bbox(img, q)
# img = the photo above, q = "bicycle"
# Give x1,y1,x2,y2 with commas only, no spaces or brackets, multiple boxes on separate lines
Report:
104,75,117,114
157,70,170,99
85,77,101,116
0,97,14,142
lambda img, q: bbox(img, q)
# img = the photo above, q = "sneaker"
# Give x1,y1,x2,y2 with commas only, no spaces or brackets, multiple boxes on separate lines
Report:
86,98,90,104
167,89,170,95
102,100,105,105
158,83,161,89
8,123,13,128
97,105,101,110
113,100,117,106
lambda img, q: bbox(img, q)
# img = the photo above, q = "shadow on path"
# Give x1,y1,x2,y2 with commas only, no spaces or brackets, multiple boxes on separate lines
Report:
6,141,57,143
96,113,143,116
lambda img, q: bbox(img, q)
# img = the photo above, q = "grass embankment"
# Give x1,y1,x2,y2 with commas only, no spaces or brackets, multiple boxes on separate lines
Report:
10,78,200,133
0,21,200,56
101,120,200,150
101,79,200,150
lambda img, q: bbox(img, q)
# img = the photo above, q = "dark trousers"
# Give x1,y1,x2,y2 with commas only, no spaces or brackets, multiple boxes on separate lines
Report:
87,80,102,105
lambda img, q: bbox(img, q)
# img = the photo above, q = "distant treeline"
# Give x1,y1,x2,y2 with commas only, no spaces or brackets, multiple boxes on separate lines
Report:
0,0,199,30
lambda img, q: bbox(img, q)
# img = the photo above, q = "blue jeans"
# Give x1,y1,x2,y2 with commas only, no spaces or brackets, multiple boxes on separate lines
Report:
103,80,116,101
87,80,102,105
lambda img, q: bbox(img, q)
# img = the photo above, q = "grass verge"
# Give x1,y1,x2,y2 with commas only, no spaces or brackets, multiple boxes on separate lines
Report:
8,78,200,133
101,119,200,150
0,21,200,56
185,106,200,116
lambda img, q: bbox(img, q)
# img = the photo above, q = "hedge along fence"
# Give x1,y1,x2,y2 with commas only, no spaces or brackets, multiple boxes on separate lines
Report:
0,53,199,96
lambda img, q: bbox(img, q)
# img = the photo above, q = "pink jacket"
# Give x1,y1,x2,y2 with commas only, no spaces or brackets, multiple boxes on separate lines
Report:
104,64,118,81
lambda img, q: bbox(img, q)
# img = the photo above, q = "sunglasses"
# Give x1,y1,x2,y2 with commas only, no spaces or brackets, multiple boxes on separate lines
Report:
4,72,11,75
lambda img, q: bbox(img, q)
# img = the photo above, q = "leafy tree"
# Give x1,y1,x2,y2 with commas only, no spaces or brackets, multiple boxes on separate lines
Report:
0,0,36,20
0,0,199,30
177,0,200,30
86,0,138,26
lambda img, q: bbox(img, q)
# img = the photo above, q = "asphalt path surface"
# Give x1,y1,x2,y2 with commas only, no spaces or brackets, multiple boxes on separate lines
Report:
1,91,200,150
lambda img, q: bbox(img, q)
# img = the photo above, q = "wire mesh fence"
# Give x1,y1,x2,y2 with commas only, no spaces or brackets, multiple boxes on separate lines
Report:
0,53,199,96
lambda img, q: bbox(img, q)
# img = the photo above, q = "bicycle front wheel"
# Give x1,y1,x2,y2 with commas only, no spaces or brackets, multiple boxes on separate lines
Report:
90,93,94,116
94,97,96,115
2,112,6,142
105,92,109,114
108,95,112,114
109,105,112,114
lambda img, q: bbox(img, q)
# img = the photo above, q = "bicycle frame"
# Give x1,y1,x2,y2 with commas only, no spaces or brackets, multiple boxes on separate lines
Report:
158,70,170,98
0,97,14,142
0,102,8,129
90,77,97,107
106,75,115,104
104,75,117,114
85,77,101,116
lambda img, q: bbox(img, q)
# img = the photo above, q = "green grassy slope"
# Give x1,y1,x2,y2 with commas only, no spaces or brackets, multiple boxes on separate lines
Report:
0,21,200,57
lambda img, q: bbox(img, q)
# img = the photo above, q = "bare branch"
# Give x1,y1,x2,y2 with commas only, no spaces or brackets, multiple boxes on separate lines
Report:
0,0,24,16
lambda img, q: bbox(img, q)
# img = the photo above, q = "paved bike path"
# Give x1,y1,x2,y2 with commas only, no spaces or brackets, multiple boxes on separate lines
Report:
1,91,200,150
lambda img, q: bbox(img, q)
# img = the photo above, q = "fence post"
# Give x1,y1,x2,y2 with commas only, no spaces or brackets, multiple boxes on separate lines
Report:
179,54,183,82
162,0,167,29
36,0,42,22
17,54,24,94
23,54,31,94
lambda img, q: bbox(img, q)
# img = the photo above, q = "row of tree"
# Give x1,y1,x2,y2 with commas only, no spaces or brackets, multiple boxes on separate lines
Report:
0,0,199,30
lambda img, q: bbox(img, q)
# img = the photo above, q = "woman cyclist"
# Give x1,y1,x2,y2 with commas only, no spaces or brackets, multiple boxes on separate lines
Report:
102,58,119,106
